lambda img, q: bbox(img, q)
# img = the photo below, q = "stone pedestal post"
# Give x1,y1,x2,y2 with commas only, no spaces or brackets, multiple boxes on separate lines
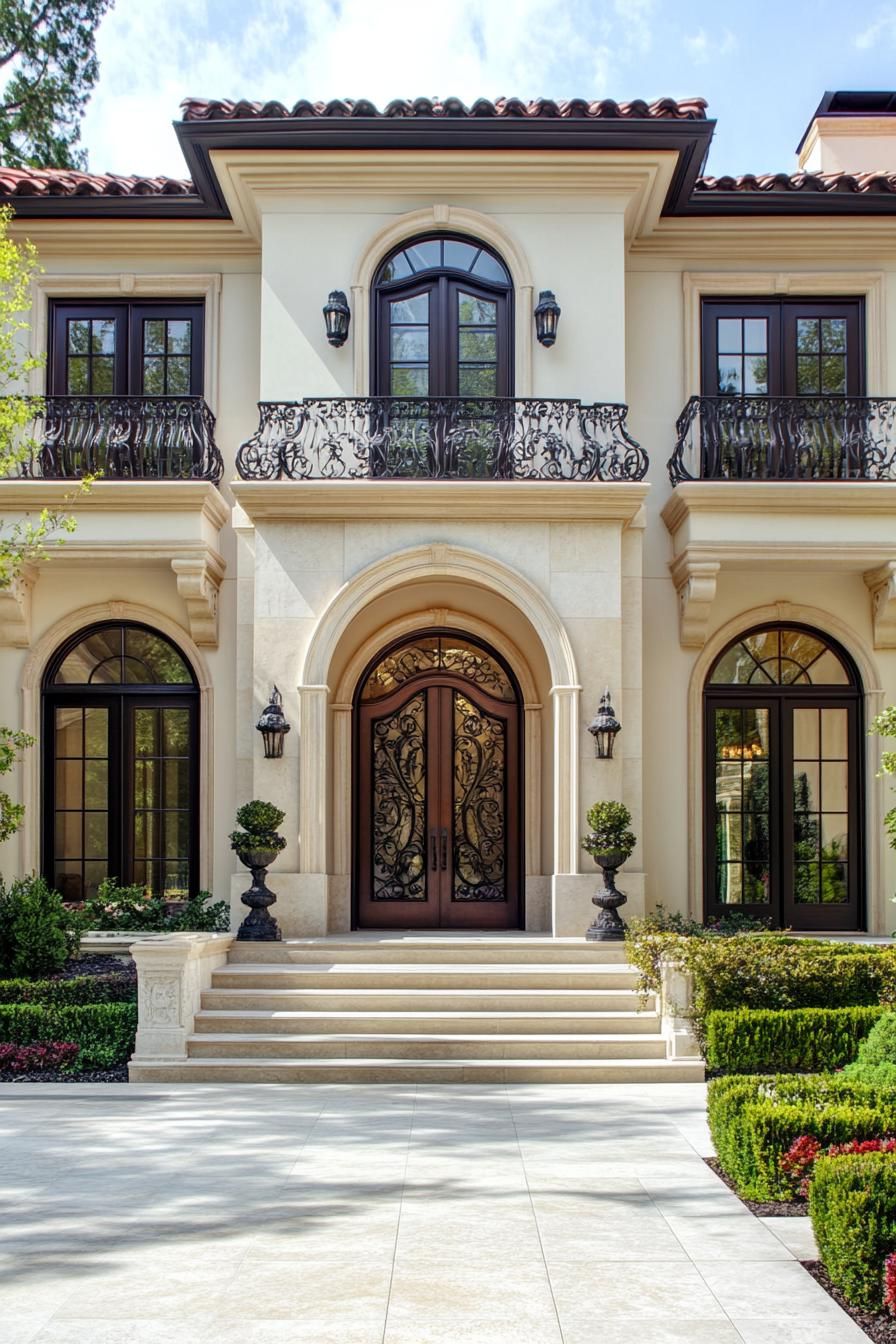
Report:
130,932,234,1065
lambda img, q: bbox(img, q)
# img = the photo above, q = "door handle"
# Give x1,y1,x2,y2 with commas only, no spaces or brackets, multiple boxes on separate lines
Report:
430,830,438,871
440,828,448,870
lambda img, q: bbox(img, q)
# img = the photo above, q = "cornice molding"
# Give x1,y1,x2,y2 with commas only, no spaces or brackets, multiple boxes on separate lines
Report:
230,479,651,524
661,481,896,536
0,480,230,529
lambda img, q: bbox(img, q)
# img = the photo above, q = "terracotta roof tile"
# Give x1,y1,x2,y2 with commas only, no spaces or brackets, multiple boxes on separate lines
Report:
180,95,709,123
696,170,896,195
0,166,194,198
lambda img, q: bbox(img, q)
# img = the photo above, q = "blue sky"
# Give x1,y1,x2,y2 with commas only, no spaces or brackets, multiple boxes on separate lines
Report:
79,0,896,179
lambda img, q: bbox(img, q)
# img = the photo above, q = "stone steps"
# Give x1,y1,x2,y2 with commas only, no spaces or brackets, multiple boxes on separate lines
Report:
128,936,702,1085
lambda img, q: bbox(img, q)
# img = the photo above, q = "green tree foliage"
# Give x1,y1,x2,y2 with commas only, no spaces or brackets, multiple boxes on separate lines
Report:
0,1,111,169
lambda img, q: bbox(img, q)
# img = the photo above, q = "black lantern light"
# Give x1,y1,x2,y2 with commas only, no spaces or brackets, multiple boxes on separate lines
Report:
588,687,621,760
256,685,291,759
323,290,351,347
534,289,561,347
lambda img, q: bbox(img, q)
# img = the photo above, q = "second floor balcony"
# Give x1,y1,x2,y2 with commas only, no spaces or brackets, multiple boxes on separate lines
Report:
7,395,223,482
669,395,896,484
235,397,647,482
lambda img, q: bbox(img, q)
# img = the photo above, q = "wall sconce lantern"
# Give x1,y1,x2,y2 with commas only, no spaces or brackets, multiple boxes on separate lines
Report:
256,685,291,759
588,687,621,760
534,289,561,347
323,290,351,347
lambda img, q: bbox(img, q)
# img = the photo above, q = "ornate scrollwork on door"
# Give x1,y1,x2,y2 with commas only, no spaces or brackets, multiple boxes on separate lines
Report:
452,692,507,902
362,636,514,702
371,692,427,901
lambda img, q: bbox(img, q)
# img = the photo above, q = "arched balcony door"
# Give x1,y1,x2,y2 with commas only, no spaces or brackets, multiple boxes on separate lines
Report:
42,621,199,902
373,234,513,399
704,624,863,930
354,631,522,930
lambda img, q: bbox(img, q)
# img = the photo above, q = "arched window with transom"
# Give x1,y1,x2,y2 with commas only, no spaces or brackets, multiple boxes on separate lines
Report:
373,234,513,398
43,622,199,902
704,624,863,930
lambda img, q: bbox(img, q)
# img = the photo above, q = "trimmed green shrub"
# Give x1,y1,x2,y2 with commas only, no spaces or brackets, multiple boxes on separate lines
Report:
0,1003,137,1068
78,879,229,933
0,876,71,977
0,973,136,1006
626,928,896,1046
705,1005,886,1075
708,1073,896,1200
810,1151,896,1310
844,1012,896,1085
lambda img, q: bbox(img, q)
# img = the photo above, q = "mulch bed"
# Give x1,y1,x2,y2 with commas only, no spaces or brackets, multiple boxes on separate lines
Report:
705,1157,807,1216
0,1065,128,1083
803,1260,896,1343
58,955,136,981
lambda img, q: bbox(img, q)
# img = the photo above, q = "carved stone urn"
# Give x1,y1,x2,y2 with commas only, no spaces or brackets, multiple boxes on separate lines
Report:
585,849,629,942
235,845,282,942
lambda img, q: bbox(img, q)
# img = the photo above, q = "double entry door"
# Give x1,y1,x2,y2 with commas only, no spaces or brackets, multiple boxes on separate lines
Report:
356,673,520,929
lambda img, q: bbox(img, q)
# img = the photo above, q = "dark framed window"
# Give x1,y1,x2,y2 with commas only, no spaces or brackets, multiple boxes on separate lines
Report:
704,624,863,931
49,302,204,396
43,622,199,902
373,235,513,397
702,299,864,397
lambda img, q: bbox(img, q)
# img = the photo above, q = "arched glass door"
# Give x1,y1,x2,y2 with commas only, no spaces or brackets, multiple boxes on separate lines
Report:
43,622,199,901
355,631,522,929
704,624,863,929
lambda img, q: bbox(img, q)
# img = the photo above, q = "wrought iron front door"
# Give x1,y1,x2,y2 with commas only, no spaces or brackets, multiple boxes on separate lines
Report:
356,649,521,929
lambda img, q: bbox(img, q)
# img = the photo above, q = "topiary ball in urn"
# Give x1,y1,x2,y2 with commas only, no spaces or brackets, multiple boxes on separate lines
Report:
230,800,287,942
581,801,636,942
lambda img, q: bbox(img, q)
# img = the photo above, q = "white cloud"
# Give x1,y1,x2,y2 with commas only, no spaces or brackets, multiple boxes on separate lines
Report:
78,0,661,175
683,27,736,65
856,9,896,49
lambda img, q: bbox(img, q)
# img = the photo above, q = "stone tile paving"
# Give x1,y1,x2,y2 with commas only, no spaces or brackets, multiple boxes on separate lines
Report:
0,1081,866,1343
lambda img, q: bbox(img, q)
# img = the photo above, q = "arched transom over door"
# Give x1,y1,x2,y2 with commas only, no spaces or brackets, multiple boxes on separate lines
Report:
355,631,522,930
704,624,863,931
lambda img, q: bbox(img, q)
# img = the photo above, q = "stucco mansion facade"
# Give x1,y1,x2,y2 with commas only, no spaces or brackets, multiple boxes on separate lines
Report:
2,91,896,943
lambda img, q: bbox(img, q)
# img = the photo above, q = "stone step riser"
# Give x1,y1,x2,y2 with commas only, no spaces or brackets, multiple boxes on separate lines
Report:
211,969,641,991
192,1011,661,1036
129,1059,705,1084
226,942,632,965
201,990,653,1013
186,1035,669,1060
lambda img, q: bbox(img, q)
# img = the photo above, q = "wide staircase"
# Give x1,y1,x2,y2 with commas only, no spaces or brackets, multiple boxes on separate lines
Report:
132,936,704,1083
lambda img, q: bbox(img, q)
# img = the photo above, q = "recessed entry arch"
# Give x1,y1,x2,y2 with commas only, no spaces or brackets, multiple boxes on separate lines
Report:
703,621,863,930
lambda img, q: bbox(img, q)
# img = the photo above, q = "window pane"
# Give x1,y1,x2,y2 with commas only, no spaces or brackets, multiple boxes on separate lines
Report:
459,330,497,360
84,812,108,860
821,355,846,394
390,295,428,323
458,366,498,396
55,865,83,903
710,643,760,684
743,318,768,353
471,250,509,284
810,650,849,685
166,357,191,395
134,758,157,809
56,760,82,809
717,359,741,393
458,294,496,325
793,708,819,759
717,319,742,354
744,708,769,758
91,320,116,355
391,328,428,360
84,760,108,809
794,763,819,813
55,811,81,857
822,318,847,353
84,708,107,757
143,358,165,394
743,760,769,808
55,707,83,757
822,761,849,813
68,319,90,354
744,810,770,860
92,357,114,393
797,355,819,394
443,240,478,271
125,629,192,684
67,357,88,394
795,863,819,903
135,708,160,757
820,863,848,903
143,319,165,354
744,356,768,394
380,251,413,281
391,366,428,395
165,758,190,809
164,810,189,858
797,318,820,353
167,320,191,354
822,708,849,758
162,708,190,755
822,815,848,860
406,240,441,271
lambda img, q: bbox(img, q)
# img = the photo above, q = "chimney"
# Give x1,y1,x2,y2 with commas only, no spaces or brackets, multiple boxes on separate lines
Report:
797,91,896,173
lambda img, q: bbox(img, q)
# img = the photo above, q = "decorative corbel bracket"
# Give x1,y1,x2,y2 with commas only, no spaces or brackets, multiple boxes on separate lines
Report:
171,550,225,648
669,554,720,649
0,563,37,647
865,561,896,649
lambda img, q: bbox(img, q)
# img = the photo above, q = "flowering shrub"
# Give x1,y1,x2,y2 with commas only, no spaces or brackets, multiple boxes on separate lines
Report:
0,1041,79,1073
781,1133,896,1196
885,1252,896,1315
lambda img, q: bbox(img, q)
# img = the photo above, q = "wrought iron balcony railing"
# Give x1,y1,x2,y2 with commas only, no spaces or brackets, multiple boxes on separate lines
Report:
669,395,896,485
7,396,223,481
235,397,647,482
